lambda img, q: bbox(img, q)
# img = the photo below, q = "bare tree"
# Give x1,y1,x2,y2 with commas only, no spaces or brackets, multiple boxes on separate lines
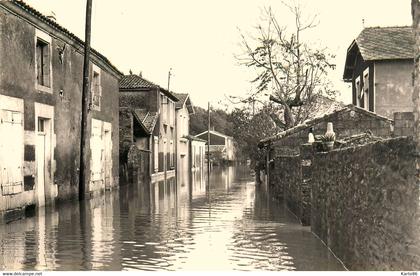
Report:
237,3,337,129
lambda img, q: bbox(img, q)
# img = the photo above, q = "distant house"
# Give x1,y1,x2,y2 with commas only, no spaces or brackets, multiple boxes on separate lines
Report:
119,74,179,182
195,130,235,164
174,93,195,177
187,136,206,171
343,26,414,119
0,0,122,215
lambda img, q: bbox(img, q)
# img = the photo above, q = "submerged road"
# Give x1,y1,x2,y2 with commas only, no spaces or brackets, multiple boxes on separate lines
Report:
0,166,344,271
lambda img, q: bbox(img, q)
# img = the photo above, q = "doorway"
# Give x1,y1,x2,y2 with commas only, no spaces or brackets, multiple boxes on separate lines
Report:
36,117,50,207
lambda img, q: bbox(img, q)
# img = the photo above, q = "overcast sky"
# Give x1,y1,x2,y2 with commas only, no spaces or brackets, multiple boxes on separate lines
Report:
25,0,412,109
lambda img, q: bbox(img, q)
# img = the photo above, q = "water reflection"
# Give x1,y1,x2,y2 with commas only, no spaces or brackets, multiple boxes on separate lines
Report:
0,166,344,271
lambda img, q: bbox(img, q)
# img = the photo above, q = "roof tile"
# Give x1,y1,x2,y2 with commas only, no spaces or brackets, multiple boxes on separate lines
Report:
356,26,414,61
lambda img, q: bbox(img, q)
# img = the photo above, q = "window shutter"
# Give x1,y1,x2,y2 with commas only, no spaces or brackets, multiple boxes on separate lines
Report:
42,44,50,87
36,44,42,85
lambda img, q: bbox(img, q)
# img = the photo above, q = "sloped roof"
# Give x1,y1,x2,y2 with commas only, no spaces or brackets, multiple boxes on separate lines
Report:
119,74,179,101
195,130,233,140
174,93,188,109
185,135,207,143
343,26,414,80
120,74,158,89
1,0,122,77
259,104,392,146
356,26,413,60
173,93,195,114
132,109,158,134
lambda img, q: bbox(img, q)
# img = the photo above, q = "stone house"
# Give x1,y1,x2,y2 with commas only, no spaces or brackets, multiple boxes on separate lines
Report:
343,26,414,118
195,130,235,164
0,0,121,215
119,74,179,182
173,93,194,179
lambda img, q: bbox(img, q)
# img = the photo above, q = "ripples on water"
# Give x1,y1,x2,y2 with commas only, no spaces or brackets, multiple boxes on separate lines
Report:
0,166,344,271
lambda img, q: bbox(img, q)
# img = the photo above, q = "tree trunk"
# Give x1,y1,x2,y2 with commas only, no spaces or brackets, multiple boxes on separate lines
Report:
284,104,295,129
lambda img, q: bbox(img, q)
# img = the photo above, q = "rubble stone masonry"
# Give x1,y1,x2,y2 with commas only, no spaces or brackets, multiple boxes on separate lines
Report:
311,138,419,270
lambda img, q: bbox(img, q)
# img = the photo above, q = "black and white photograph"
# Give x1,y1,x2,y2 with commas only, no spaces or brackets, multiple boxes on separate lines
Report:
0,0,419,273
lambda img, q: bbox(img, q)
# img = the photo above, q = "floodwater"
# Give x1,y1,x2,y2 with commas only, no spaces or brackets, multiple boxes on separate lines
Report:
0,166,344,271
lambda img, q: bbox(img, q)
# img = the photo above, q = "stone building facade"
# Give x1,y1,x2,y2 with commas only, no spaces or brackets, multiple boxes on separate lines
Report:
174,93,194,184
0,1,121,215
119,74,179,182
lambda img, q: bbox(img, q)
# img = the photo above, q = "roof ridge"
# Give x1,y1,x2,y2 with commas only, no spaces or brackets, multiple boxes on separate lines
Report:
362,25,411,29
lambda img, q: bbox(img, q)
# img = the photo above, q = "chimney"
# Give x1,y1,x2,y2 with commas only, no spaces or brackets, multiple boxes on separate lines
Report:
46,11,56,21
139,71,142,77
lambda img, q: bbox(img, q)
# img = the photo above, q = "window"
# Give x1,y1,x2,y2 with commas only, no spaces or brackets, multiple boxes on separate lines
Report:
0,105,24,195
35,30,52,93
91,65,102,111
363,68,370,111
38,117,46,133
170,139,174,168
355,76,361,107
36,39,50,88
154,136,159,172
161,94,168,125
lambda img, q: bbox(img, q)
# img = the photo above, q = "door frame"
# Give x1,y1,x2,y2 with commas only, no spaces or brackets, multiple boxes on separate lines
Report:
34,103,55,207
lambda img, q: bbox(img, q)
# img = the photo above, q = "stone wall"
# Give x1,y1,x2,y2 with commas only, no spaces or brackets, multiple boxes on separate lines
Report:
271,107,393,155
311,137,420,270
269,155,308,224
394,112,415,137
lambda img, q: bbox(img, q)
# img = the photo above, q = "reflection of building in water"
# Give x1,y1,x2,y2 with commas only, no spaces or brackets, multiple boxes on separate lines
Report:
36,208,58,270
84,193,121,270
190,169,206,200
0,220,31,270
209,166,234,191
0,207,60,270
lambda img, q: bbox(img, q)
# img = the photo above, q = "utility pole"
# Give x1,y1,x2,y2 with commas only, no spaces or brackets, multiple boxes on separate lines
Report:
167,68,172,92
79,0,93,200
207,102,210,188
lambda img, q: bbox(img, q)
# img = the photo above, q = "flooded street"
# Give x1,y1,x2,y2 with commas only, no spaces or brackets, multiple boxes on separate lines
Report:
0,166,344,271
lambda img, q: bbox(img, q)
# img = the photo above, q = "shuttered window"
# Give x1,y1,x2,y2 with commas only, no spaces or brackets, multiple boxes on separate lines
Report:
0,110,24,195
